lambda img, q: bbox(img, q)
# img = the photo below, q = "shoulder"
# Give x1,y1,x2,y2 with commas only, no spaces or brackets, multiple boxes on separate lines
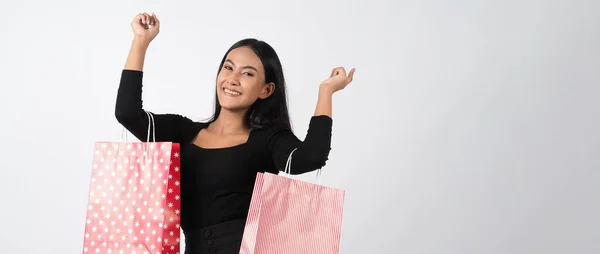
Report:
183,117,209,132
154,113,204,128
258,116,333,136
253,122,294,141
165,114,208,143
253,116,333,141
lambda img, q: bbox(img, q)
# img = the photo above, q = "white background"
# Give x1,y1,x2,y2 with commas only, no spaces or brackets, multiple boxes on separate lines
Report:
1,0,599,253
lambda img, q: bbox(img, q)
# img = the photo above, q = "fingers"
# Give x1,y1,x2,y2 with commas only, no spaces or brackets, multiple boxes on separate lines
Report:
145,13,152,28
134,13,147,28
152,13,160,27
331,67,355,85
138,13,146,26
338,67,347,77
330,68,337,78
146,13,157,27
144,13,151,25
134,13,143,26
135,12,158,28
331,67,347,77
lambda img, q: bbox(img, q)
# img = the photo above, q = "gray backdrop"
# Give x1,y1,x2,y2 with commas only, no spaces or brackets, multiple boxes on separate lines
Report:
1,0,598,253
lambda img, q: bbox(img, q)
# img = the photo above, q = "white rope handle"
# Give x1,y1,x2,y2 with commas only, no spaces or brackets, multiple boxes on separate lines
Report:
120,111,155,143
145,110,156,143
121,127,129,142
283,147,322,185
140,111,156,163
284,148,298,175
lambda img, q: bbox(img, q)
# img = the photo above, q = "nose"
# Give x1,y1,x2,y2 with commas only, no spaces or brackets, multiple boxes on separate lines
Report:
225,79,240,86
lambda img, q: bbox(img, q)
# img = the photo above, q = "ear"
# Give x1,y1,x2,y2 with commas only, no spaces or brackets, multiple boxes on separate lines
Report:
259,82,275,99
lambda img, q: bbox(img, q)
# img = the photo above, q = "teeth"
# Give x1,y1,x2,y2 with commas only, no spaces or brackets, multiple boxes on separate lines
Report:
224,88,241,95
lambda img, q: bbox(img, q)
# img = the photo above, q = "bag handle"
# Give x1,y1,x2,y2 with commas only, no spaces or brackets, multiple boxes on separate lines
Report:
284,148,297,175
120,110,156,143
284,147,322,185
145,110,156,142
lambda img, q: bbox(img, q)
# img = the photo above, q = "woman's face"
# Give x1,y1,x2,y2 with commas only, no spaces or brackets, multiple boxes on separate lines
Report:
216,46,274,112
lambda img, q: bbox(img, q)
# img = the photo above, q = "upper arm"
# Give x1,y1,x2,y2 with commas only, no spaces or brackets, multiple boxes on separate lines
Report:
114,69,198,144
267,126,303,173
116,110,196,144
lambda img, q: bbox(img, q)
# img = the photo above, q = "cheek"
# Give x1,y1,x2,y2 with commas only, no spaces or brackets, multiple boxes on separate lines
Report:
216,74,225,85
243,81,264,97
216,79,228,93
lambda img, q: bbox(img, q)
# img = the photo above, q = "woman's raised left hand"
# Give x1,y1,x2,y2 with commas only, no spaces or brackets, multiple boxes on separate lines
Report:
320,67,356,94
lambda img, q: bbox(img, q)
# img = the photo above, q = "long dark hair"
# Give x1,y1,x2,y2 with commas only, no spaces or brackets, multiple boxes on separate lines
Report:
207,38,292,130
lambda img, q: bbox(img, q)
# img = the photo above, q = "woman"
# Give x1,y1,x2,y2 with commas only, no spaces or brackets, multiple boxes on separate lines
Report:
115,13,355,254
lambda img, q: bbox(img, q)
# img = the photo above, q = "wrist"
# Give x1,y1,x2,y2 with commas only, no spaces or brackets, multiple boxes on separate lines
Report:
315,85,334,117
319,84,335,96
132,36,151,48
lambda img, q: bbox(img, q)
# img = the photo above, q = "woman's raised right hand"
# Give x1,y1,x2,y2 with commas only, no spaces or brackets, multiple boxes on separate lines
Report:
131,13,160,44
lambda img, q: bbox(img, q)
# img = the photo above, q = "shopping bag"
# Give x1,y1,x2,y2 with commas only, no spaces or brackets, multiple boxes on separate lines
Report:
82,112,182,254
239,148,346,254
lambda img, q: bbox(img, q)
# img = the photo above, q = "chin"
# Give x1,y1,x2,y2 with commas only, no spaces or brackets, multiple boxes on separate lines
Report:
218,99,249,112
220,104,244,111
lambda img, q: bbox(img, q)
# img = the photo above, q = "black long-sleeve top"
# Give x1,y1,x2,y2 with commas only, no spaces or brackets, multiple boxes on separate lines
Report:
114,69,333,231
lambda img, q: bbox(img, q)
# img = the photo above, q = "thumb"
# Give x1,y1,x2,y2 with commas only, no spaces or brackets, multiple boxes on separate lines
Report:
347,68,356,82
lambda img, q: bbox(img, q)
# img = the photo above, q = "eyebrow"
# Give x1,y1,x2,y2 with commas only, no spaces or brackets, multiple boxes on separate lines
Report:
225,59,259,72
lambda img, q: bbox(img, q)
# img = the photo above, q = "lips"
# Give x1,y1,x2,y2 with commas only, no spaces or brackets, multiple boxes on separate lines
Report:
223,87,241,96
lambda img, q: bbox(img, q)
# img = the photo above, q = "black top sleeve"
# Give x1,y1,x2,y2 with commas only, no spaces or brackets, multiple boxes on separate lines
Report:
115,69,333,175
115,69,197,144
267,116,333,175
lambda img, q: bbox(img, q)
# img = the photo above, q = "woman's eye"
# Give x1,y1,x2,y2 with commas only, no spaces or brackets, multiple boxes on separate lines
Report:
224,66,233,70
243,72,254,77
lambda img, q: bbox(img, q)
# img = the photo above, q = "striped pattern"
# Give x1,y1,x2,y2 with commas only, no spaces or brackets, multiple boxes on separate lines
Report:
239,172,345,254
82,142,182,254
239,173,266,253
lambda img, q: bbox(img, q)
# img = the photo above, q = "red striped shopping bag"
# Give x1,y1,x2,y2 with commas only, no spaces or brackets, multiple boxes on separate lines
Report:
239,149,346,254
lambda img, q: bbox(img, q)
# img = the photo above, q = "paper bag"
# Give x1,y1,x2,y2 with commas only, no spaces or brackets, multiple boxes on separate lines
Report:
240,149,345,253
82,112,182,253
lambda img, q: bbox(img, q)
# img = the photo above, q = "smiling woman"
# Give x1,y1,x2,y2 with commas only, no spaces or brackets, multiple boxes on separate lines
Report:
211,41,285,130
219,48,272,108
115,12,355,254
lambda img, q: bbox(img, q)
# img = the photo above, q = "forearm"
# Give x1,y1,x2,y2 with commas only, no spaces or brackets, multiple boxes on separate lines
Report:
313,86,334,117
124,37,150,71
118,37,151,140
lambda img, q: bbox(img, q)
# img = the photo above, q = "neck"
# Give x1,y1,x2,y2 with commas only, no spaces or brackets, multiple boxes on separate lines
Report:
209,108,250,134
